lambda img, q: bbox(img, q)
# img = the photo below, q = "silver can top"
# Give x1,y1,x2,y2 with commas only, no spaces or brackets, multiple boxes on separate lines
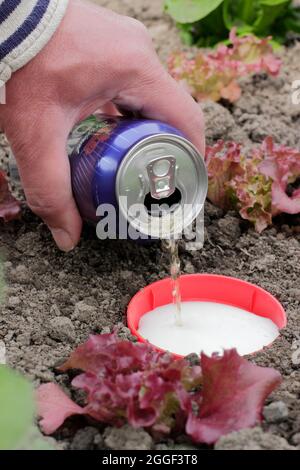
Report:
116,134,208,239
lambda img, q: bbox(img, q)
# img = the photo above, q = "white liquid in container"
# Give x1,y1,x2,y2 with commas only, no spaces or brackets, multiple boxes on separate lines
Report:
138,301,279,356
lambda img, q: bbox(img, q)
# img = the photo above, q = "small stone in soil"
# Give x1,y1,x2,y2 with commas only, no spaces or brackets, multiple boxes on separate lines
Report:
104,424,153,451
101,326,111,335
50,304,61,317
16,333,31,346
70,427,102,450
73,301,96,322
10,265,29,284
289,288,300,301
156,443,199,451
291,433,300,446
48,316,76,343
116,323,137,342
263,401,289,423
215,427,295,450
7,296,20,307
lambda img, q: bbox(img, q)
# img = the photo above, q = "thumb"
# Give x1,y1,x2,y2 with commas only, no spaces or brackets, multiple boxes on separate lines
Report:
10,111,82,251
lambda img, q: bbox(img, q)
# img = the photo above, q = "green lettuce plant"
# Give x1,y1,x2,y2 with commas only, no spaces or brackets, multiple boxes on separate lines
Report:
164,0,300,47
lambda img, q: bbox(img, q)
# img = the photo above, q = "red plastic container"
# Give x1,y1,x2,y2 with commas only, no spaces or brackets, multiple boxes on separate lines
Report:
127,274,287,358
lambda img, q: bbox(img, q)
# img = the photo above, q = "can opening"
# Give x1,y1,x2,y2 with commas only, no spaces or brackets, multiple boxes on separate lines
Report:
144,188,182,217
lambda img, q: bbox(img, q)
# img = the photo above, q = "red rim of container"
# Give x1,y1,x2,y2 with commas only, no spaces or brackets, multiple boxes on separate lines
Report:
127,274,287,358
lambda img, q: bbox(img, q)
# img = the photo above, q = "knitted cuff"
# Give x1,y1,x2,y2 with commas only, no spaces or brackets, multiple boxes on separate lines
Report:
0,0,69,87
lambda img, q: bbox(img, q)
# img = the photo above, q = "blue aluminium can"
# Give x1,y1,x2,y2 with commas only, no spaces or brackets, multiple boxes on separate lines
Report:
68,113,208,240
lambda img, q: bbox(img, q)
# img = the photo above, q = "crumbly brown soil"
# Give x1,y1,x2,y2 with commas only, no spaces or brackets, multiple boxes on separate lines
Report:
0,0,300,451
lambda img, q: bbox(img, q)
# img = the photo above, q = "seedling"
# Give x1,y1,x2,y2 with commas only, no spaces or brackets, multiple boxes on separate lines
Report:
168,29,281,103
206,136,300,232
37,333,281,444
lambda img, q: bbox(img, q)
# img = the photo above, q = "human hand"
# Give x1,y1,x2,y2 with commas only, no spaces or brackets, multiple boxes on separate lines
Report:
0,0,205,251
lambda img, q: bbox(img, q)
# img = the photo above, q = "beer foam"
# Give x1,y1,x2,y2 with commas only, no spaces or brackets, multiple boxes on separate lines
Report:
138,301,279,356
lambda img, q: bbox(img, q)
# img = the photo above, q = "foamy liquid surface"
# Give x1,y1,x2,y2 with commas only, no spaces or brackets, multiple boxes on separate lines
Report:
138,301,279,356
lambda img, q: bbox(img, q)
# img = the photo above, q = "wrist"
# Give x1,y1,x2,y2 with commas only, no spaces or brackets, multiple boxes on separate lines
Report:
0,0,69,87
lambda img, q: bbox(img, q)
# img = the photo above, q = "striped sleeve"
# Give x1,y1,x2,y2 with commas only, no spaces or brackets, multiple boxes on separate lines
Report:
0,0,69,87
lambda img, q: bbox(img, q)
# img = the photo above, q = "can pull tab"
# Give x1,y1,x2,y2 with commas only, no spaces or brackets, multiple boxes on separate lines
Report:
146,156,176,200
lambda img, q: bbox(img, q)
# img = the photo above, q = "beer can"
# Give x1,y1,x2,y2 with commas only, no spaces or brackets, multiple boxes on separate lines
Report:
68,113,207,240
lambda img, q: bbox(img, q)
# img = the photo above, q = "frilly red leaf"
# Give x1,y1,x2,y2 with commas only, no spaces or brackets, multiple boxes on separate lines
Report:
37,334,281,444
36,383,85,435
205,136,300,231
205,140,242,209
168,29,281,103
259,136,300,215
59,333,162,374
185,350,281,445
0,170,21,222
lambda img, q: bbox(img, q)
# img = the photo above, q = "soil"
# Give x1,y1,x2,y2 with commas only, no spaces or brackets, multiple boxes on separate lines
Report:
1,0,300,451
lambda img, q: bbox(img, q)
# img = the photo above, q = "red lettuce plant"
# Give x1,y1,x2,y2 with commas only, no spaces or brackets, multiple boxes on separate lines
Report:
259,136,300,216
0,170,21,222
37,333,281,445
168,29,281,103
206,137,300,232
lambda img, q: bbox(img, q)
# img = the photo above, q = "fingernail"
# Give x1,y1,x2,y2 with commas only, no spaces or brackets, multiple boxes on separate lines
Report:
50,228,74,252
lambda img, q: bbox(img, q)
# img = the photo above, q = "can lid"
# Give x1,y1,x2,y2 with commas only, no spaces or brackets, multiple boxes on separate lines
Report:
116,134,208,238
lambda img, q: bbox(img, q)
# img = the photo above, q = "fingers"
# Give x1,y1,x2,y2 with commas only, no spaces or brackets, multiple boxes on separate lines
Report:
77,100,120,123
117,61,206,156
11,112,82,251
